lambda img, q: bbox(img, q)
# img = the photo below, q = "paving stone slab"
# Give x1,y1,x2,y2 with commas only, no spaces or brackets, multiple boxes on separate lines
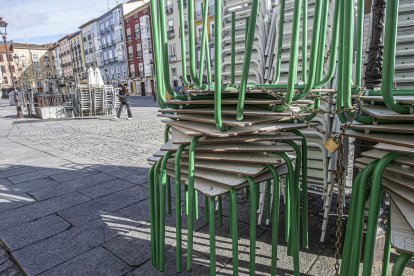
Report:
7,168,66,184
1,177,59,193
77,178,136,199
12,215,129,275
57,186,149,226
28,172,117,201
0,166,38,179
48,169,98,183
0,214,71,251
0,178,13,186
0,192,90,231
0,189,36,212
38,246,131,276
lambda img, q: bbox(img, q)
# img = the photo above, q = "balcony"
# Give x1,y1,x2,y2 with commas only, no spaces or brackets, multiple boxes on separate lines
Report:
168,29,175,39
109,58,114,63
128,53,133,60
136,51,143,58
102,44,107,49
106,27,110,33
104,60,109,65
127,35,132,41
169,55,177,62
166,4,173,14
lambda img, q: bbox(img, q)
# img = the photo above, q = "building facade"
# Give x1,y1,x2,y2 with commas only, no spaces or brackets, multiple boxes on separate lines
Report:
80,19,102,69
163,0,215,88
68,31,86,82
58,34,74,82
96,1,142,84
0,44,15,94
12,43,50,93
124,2,155,95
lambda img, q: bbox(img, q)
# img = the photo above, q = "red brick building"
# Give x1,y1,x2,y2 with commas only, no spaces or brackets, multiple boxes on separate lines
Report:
124,2,155,96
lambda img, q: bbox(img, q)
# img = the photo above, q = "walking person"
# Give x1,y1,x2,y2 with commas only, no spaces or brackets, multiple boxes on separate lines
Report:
115,84,133,120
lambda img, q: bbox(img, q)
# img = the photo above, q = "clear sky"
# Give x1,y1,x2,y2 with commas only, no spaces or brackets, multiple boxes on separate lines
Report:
0,0,125,44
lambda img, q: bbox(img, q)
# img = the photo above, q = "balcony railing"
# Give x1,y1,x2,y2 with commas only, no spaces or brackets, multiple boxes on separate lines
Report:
127,35,132,41
169,55,177,62
136,51,143,58
128,53,133,60
166,4,173,14
168,30,175,39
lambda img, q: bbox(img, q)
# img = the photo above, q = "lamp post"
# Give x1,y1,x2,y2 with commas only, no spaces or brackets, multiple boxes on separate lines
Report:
0,18,23,118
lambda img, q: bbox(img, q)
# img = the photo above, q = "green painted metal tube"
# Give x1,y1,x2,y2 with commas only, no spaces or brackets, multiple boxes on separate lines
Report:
382,211,391,276
266,165,280,276
382,0,410,114
230,188,239,275
149,0,166,107
179,0,190,86
158,151,174,271
188,0,201,87
198,1,210,87
315,0,328,82
175,145,185,272
314,0,339,88
273,0,286,84
153,160,161,269
214,0,225,131
274,0,303,112
205,37,212,86
292,130,308,248
277,152,299,275
236,0,260,121
265,180,271,222
293,0,322,101
164,125,172,214
391,253,413,276
248,176,257,276
340,165,366,276
231,12,236,84
368,89,414,96
348,162,378,276
186,136,200,271
209,196,216,276
362,153,406,276
149,164,156,266
355,0,364,86
301,0,308,84
284,141,301,255
158,0,178,98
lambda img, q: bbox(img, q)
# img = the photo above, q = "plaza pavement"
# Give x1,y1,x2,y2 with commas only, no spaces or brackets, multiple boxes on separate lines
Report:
0,97,409,275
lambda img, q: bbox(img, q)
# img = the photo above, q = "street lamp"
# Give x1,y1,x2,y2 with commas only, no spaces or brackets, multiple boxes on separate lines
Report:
0,18,23,118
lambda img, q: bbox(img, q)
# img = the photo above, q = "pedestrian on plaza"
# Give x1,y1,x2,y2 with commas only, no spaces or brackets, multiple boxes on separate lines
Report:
115,84,133,120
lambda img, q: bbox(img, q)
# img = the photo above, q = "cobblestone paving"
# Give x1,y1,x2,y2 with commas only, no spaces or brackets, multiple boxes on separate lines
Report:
0,97,412,275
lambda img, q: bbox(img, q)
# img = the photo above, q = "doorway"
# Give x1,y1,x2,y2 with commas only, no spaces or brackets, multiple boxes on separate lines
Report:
140,81,146,96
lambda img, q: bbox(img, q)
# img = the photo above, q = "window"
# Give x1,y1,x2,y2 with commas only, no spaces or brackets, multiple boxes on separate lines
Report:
111,67,114,79
116,66,120,78
122,65,127,77
108,51,113,61
166,0,173,14
210,22,215,40
128,46,133,59
107,35,111,46
126,28,132,41
130,63,135,77
0,54,3,62
169,44,176,61
135,23,140,38
197,26,203,44
1,66,5,73
172,68,177,77
168,20,174,39
138,63,144,76
136,43,142,57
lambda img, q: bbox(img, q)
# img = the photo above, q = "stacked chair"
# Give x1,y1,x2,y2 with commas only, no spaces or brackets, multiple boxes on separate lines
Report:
339,0,414,275
147,0,345,275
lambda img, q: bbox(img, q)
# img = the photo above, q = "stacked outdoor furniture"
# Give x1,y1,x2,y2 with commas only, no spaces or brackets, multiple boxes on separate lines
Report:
339,0,414,275
146,0,343,275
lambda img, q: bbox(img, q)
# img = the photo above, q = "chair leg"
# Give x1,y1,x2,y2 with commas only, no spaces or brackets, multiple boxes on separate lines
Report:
209,196,216,276
266,165,280,276
391,253,413,276
230,188,239,275
247,176,257,276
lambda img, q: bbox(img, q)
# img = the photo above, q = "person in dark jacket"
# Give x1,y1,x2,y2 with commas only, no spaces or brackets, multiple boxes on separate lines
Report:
116,84,133,119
